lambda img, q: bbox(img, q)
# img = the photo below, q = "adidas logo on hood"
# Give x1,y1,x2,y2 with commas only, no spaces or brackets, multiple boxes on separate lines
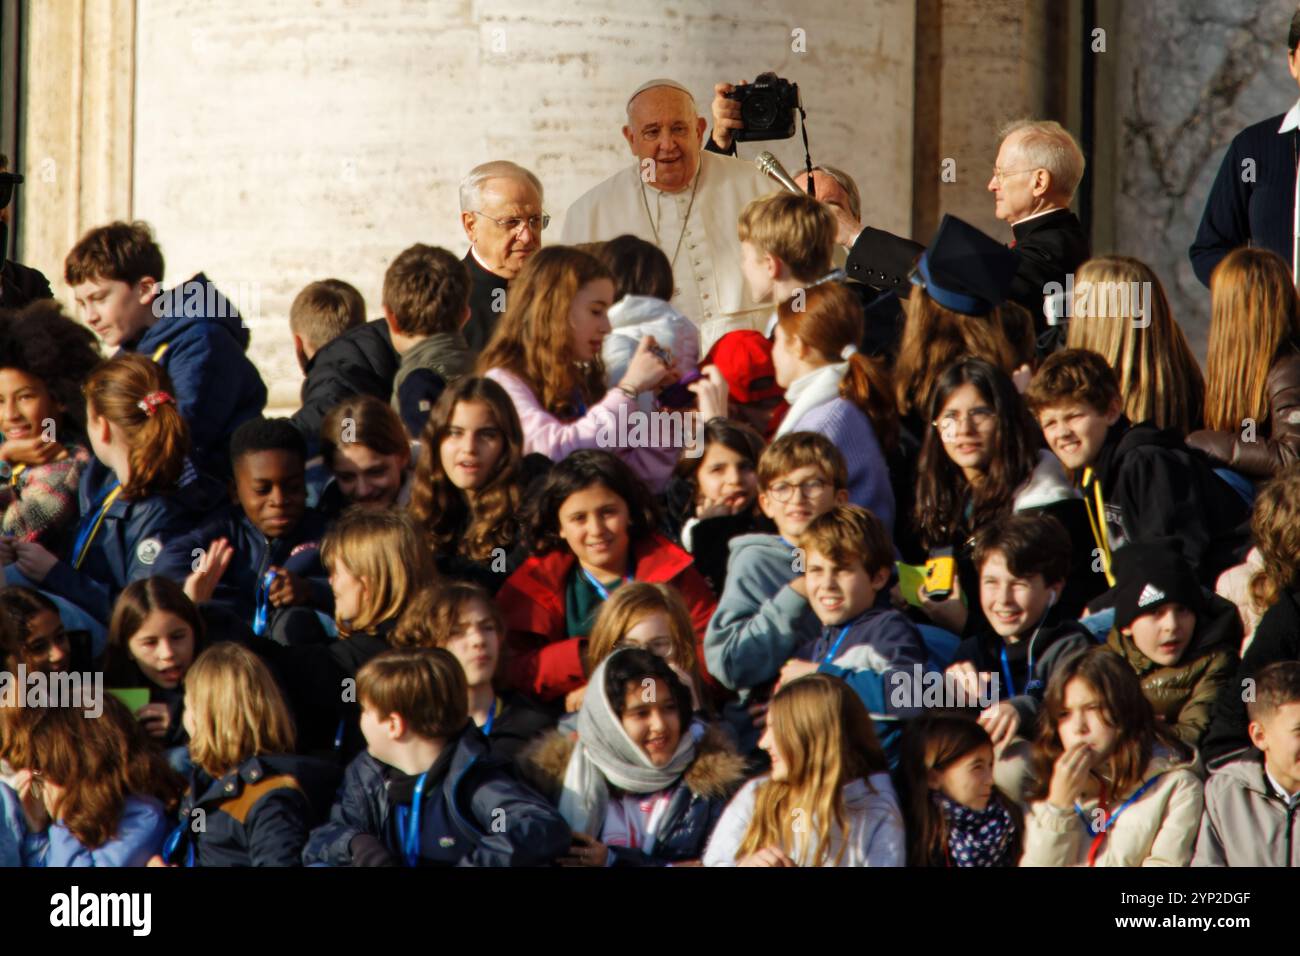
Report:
1137,583,1166,608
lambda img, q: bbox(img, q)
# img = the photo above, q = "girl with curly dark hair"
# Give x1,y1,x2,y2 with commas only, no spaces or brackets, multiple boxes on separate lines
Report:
0,301,101,552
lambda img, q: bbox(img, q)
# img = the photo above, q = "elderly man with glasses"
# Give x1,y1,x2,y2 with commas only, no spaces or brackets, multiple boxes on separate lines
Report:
769,120,1088,338
458,160,548,354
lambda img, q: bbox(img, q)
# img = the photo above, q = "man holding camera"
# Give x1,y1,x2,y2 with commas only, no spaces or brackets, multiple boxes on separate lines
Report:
560,78,772,354
712,88,1088,334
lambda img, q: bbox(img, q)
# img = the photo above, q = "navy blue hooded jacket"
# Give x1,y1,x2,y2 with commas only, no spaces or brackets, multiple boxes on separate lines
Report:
126,273,267,478
302,722,570,867
165,754,342,867
159,508,333,628
41,457,229,624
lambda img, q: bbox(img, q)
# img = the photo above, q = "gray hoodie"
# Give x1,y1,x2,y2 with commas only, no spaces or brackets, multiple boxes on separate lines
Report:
704,533,822,693
1192,756,1300,866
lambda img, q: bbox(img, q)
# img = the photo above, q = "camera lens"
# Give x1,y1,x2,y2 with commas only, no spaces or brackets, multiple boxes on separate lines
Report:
743,92,777,130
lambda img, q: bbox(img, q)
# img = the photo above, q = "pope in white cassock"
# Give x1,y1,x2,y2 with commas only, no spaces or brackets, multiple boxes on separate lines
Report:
561,78,773,355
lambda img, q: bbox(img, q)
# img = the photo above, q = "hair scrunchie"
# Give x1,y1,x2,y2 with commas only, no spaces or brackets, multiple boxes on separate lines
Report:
137,390,175,417
840,343,858,361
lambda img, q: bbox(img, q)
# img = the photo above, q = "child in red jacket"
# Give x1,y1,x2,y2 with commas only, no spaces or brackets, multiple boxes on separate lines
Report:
495,450,717,705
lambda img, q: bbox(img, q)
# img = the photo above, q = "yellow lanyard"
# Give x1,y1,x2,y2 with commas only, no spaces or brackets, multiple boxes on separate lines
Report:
72,484,123,569
8,463,26,487
151,342,170,362
1081,467,1115,586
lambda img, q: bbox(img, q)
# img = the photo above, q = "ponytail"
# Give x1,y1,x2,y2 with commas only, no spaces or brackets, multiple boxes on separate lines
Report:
777,282,899,453
840,353,898,454
84,354,190,498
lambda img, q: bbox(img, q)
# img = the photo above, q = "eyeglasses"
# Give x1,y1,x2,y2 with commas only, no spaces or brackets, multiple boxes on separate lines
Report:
990,167,1036,185
471,211,550,234
766,478,830,502
934,406,997,438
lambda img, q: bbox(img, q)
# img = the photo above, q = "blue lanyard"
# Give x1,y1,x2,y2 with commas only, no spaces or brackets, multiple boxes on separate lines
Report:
333,718,346,751
482,697,498,737
821,625,851,664
999,644,1041,698
1073,774,1163,838
581,566,631,602
573,389,588,418
252,569,277,636
70,477,121,568
398,771,430,867
162,820,195,867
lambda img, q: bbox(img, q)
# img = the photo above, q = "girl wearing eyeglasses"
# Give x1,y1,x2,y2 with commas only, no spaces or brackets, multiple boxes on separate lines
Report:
911,358,1090,637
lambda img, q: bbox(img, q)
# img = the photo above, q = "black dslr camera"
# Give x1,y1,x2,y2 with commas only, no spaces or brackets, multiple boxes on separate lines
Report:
724,72,801,142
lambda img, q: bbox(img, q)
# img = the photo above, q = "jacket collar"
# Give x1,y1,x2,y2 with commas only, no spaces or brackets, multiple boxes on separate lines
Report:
512,533,694,607
1011,207,1077,237
465,248,511,287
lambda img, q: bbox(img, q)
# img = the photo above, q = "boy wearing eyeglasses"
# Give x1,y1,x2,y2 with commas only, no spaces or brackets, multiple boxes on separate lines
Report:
704,433,847,754
383,244,474,438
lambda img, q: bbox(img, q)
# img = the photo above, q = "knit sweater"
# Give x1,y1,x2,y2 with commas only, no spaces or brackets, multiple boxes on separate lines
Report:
788,398,895,533
1189,109,1298,287
0,442,92,553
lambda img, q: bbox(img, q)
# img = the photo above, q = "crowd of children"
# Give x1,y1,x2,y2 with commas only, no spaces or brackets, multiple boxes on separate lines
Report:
1,187,1298,869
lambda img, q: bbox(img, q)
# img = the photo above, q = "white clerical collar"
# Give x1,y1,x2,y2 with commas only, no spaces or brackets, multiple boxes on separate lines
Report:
1011,206,1065,228
469,245,509,279
1278,98,1300,134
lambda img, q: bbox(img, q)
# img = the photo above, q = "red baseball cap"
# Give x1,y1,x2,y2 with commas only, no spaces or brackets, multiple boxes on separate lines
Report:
705,330,786,404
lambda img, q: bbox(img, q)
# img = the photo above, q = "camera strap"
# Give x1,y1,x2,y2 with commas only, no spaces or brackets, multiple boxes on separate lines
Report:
798,105,814,199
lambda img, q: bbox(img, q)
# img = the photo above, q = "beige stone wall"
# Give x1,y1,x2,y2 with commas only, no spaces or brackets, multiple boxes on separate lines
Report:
19,0,135,298
20,0,916,416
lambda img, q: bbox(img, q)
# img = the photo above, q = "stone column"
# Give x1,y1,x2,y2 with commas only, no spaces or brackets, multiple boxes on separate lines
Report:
912,0,1074,243
19,0,135,304
1107,0,1296,357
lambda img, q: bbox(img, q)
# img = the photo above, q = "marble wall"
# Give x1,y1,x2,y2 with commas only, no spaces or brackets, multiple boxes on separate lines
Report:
1108,0,1297,357
113,0,913,412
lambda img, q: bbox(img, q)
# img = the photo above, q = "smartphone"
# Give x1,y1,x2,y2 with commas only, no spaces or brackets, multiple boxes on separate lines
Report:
922,547,955,601
659,369,704,409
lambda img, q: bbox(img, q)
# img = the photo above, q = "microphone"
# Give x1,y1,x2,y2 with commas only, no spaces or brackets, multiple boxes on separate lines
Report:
754,151,803,195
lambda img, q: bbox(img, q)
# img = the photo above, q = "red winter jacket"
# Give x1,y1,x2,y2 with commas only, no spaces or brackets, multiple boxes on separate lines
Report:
496,533,719,701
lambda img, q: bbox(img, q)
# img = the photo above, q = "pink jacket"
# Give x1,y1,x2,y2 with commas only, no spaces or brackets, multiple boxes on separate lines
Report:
484,367,678,492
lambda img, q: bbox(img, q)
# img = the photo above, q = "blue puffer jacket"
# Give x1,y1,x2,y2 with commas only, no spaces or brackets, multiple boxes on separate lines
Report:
164,754,342,867
158,508,333,627
522,724,747,866
41,457,229,624
302,722,570,867
128,272,268,478
21,795,171,867
797,597,934,766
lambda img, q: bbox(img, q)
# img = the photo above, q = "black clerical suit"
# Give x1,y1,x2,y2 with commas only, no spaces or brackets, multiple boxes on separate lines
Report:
462,250,510,355
845,208,1088,333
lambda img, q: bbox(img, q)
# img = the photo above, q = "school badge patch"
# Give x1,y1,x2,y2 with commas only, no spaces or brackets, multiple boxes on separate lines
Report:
136,537,163,566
